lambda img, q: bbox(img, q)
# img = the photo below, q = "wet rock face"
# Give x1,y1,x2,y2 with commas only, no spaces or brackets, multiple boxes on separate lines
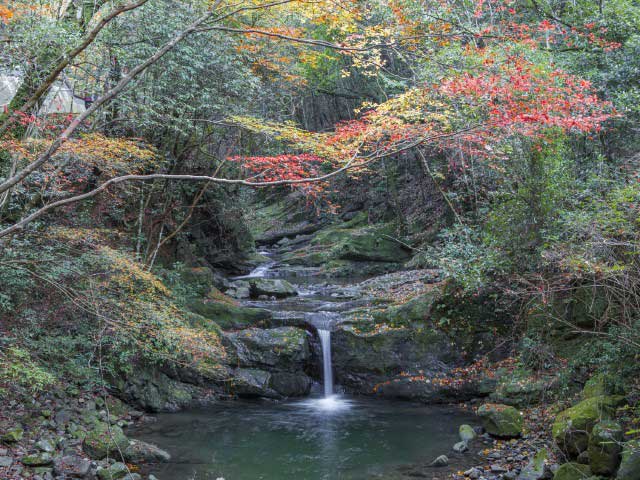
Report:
223,327,310,369
222,327,312,398
328,325,458,398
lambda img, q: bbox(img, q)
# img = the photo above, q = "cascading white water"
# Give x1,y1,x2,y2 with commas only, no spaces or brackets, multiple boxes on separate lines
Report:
318,329,333,397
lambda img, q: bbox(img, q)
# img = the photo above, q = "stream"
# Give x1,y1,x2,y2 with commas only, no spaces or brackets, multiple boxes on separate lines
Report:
129,248,477,480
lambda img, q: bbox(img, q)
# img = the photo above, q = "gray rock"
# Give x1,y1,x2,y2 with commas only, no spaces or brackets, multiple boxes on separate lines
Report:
248,278,297,298
36,439,55,453
454,441,469,453
0,456,13,467
491,464,507,473
430,455,449,467
53,455,91,478
123,440,170,464
465,467,482,479
82,423,129,460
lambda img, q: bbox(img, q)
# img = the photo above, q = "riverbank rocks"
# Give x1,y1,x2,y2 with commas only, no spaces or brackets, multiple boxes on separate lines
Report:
248,278,297,298
477,403,523,438
617,439,640,480
552,395,625,457
82,423,129,459
123,439,170,463
588,420,622,475
553,463,591,480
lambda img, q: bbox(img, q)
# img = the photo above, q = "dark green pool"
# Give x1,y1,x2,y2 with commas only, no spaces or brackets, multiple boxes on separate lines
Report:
129,395,476,480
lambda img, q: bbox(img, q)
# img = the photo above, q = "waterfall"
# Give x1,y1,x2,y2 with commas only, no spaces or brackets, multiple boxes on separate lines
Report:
318,329,333,397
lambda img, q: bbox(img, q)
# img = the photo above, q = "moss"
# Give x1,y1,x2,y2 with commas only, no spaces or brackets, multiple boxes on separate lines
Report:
477,403,523,438
373,290,441,327
552,395,626,457
185,299,271,330
587,420,622,476
82,423,129,459
553,463,591,480
617,439,640,480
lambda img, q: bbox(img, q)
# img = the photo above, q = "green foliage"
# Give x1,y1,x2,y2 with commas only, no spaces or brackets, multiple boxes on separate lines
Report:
0,346,56,395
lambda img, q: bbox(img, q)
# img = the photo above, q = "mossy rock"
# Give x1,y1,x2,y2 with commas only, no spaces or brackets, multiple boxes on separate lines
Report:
617,439,640,480
83,423,129,456
459,424,476,442
186,300,271,329
1,426,24,443
588,420,622,476
97,462,129,480
552,395,626,457
21,453,53,466
248,278,297,298
82,423,129,459
553,463,592,480
476,403,523,438
373,291,441,327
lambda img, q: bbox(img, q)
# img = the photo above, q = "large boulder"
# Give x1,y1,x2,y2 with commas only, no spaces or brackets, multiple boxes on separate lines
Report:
115,367,196,412
248,278,297,298
616,439,640,480
331,323,455,396
228,368,312,398
588,420,622,475
82,423,130,459
553,463,591,480
223,327,310,370
552,395,625,457
123,439,170,464
476,403,523,438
